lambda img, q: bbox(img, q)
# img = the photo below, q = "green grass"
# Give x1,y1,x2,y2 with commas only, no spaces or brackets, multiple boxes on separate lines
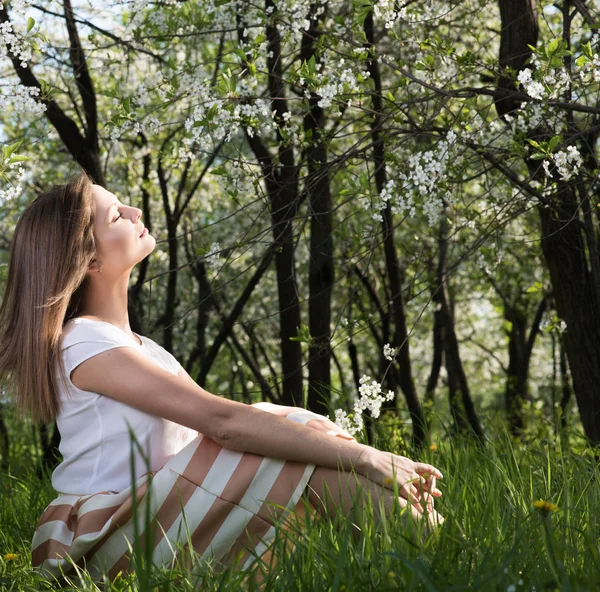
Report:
1,410,600,591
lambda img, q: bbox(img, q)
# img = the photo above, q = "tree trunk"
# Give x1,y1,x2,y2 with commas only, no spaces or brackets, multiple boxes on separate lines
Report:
504,306,528,435
537,194,600,443
241,0,304,406
424,293,444,430
301,3,334,416
128,133,153,335
504,298,545,436
435,208,483,440
364,10,426,447
559,334,572,430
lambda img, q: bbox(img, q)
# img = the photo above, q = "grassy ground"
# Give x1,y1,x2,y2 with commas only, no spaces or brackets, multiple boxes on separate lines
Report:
1,409,599,591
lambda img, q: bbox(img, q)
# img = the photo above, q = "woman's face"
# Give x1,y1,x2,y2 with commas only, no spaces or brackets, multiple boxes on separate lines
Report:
90,184,155,275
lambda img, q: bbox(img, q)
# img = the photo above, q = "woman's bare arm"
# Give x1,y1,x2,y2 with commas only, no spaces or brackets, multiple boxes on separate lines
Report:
70,347,370,472
71,347,442,505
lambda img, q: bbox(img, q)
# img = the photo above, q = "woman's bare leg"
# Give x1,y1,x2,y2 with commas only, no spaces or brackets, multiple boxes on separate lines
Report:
304,466,443,542
242,498,310,590
243,466,443,589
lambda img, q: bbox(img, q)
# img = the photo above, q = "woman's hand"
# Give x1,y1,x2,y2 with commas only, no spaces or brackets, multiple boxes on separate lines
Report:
306,417,356,440
357,448,443,514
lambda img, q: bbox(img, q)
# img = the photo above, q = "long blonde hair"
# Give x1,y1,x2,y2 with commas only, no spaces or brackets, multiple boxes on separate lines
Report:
0,171,97,424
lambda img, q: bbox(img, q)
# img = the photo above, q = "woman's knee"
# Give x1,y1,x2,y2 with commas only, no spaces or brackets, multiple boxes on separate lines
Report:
306,466,377,515
306,466,443,546
307,466,426,523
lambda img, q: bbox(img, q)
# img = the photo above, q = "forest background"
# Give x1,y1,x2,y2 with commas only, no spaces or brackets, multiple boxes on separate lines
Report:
0,0,600,589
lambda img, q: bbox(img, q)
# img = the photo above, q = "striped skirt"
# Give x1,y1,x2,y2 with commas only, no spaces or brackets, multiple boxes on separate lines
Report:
31,403,355,583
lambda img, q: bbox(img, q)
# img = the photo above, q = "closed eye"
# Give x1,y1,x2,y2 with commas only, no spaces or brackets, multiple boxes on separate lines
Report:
114,213,122,221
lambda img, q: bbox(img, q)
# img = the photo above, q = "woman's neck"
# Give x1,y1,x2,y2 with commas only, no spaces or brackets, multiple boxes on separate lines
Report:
78,271,132,331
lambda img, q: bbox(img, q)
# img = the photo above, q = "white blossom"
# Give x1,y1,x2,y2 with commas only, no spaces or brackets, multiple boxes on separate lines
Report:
205,242,222,270
543,146,582,182
333,373,395,435
0,84,45,116
517,68,545,100
577,52,600,84
313,60,370,108
0,19,33,68
0,164,25,203
373,0,407,29
368,133,457,227
383,343,398,361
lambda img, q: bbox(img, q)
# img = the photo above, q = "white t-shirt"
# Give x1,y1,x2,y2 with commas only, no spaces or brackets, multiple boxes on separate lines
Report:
51,317,199,495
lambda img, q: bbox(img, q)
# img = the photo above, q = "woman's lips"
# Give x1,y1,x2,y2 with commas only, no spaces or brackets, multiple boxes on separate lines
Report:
139,226,147,237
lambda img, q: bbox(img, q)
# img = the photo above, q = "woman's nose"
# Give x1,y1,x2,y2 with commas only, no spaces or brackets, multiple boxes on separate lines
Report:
130,207,142,222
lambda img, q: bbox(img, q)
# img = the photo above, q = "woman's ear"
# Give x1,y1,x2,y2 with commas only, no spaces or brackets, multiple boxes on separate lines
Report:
87,259,102,274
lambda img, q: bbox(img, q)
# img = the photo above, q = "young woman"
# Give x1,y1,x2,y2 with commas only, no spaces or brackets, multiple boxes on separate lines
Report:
0,172,443,584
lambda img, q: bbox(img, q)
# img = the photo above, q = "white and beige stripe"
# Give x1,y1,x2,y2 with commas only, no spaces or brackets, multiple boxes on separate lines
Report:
31,404,355,583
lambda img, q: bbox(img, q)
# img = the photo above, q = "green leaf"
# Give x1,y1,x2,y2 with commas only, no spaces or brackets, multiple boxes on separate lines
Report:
352,0,372,26
546,38,560,56
526,281,544,294
576,55,589,68
210,166,229,176
289,324,312,343
548,135,563,153
386,91,396,102
27,17,35,32
7,155,30,164
233,47,247,62
2,142,22,158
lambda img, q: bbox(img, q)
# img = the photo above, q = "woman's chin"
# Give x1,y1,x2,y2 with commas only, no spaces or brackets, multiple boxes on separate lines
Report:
139,238,156,261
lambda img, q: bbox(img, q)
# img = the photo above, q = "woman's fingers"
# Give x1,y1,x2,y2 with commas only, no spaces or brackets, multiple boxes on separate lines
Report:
306,418,355,440
424,475,443,497
403,481,433,515
414,462,443,480
306,419,332,432
406,472,442,512
406,488,424,513
399,481,419,500
408,484,428,514
423,474,437,494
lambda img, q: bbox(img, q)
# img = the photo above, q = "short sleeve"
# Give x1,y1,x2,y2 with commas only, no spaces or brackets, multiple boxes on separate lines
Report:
61,320,139,377
140,337,182,376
